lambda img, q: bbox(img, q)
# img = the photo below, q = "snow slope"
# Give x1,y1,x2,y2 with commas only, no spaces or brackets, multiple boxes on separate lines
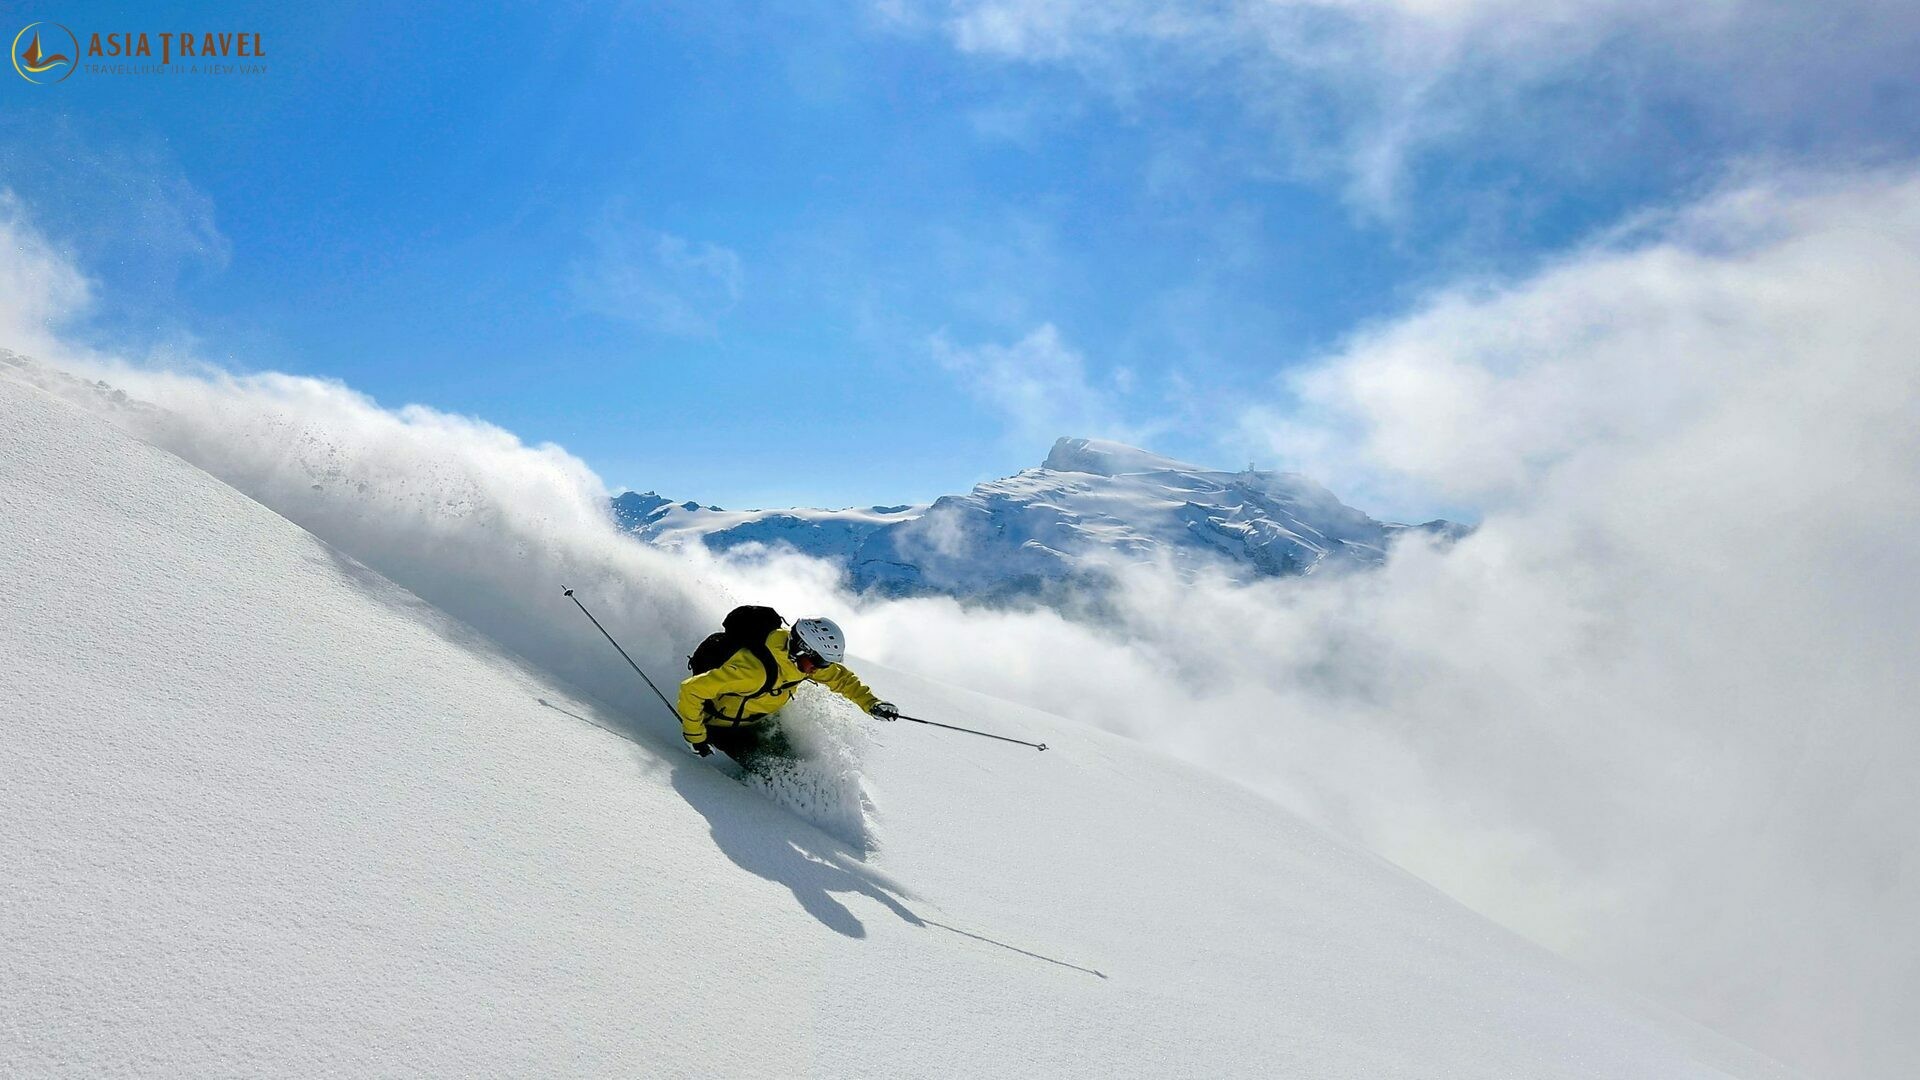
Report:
615,436,1465,599
2,372,1786,1078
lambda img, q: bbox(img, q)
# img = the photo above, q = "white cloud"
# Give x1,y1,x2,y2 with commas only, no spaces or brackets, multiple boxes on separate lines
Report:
1224,168,1920,1078
899,0,1920,213
1260,170,1920,503
930,322,1148,446
569,204,744,337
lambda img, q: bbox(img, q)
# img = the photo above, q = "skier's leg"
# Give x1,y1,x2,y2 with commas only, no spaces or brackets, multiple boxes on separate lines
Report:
707,725,761,765
725,722,798,772
756,723,794,761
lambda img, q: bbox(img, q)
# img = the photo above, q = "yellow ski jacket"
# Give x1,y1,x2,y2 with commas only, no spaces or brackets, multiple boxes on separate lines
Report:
676,627,879,743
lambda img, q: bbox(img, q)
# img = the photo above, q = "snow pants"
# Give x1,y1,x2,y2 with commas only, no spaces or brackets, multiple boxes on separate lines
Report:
706,721,794,770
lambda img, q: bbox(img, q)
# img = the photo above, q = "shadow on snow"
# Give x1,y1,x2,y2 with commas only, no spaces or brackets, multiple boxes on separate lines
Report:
535,697,1106,978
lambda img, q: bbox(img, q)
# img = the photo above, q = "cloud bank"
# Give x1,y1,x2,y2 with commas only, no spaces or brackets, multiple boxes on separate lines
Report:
1243,169,1920,1077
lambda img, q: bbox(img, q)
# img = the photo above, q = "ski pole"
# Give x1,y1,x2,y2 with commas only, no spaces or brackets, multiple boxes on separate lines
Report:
562,587,677,718
896,712,1047,751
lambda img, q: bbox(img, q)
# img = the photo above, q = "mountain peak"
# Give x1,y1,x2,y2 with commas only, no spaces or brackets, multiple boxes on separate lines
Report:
617,435,1465,596
1042,437,1200,477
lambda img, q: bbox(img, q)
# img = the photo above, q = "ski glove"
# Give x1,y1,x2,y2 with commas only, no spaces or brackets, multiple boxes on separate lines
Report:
689,739,713,757
869,701,899,721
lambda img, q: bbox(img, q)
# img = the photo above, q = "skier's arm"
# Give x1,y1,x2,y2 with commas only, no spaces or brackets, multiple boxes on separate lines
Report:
812,662,880,713
676,651,767,743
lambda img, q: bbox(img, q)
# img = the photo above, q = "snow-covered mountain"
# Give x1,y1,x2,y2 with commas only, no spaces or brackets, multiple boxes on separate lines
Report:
2,364,1784,1079
614,436,1465,598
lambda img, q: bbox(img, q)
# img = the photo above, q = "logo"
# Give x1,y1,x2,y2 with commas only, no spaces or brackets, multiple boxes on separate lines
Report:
13,21,77,83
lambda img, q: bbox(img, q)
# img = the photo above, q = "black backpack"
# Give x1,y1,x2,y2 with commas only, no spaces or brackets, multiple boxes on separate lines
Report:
687,604,784,699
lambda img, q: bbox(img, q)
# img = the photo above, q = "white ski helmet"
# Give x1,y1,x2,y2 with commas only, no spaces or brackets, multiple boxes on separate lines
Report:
790,616,847,665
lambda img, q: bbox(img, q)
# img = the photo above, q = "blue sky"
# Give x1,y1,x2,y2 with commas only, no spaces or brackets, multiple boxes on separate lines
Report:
4,1,1915,514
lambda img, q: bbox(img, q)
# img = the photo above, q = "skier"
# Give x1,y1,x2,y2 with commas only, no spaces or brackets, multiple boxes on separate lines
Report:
678,613,898,766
